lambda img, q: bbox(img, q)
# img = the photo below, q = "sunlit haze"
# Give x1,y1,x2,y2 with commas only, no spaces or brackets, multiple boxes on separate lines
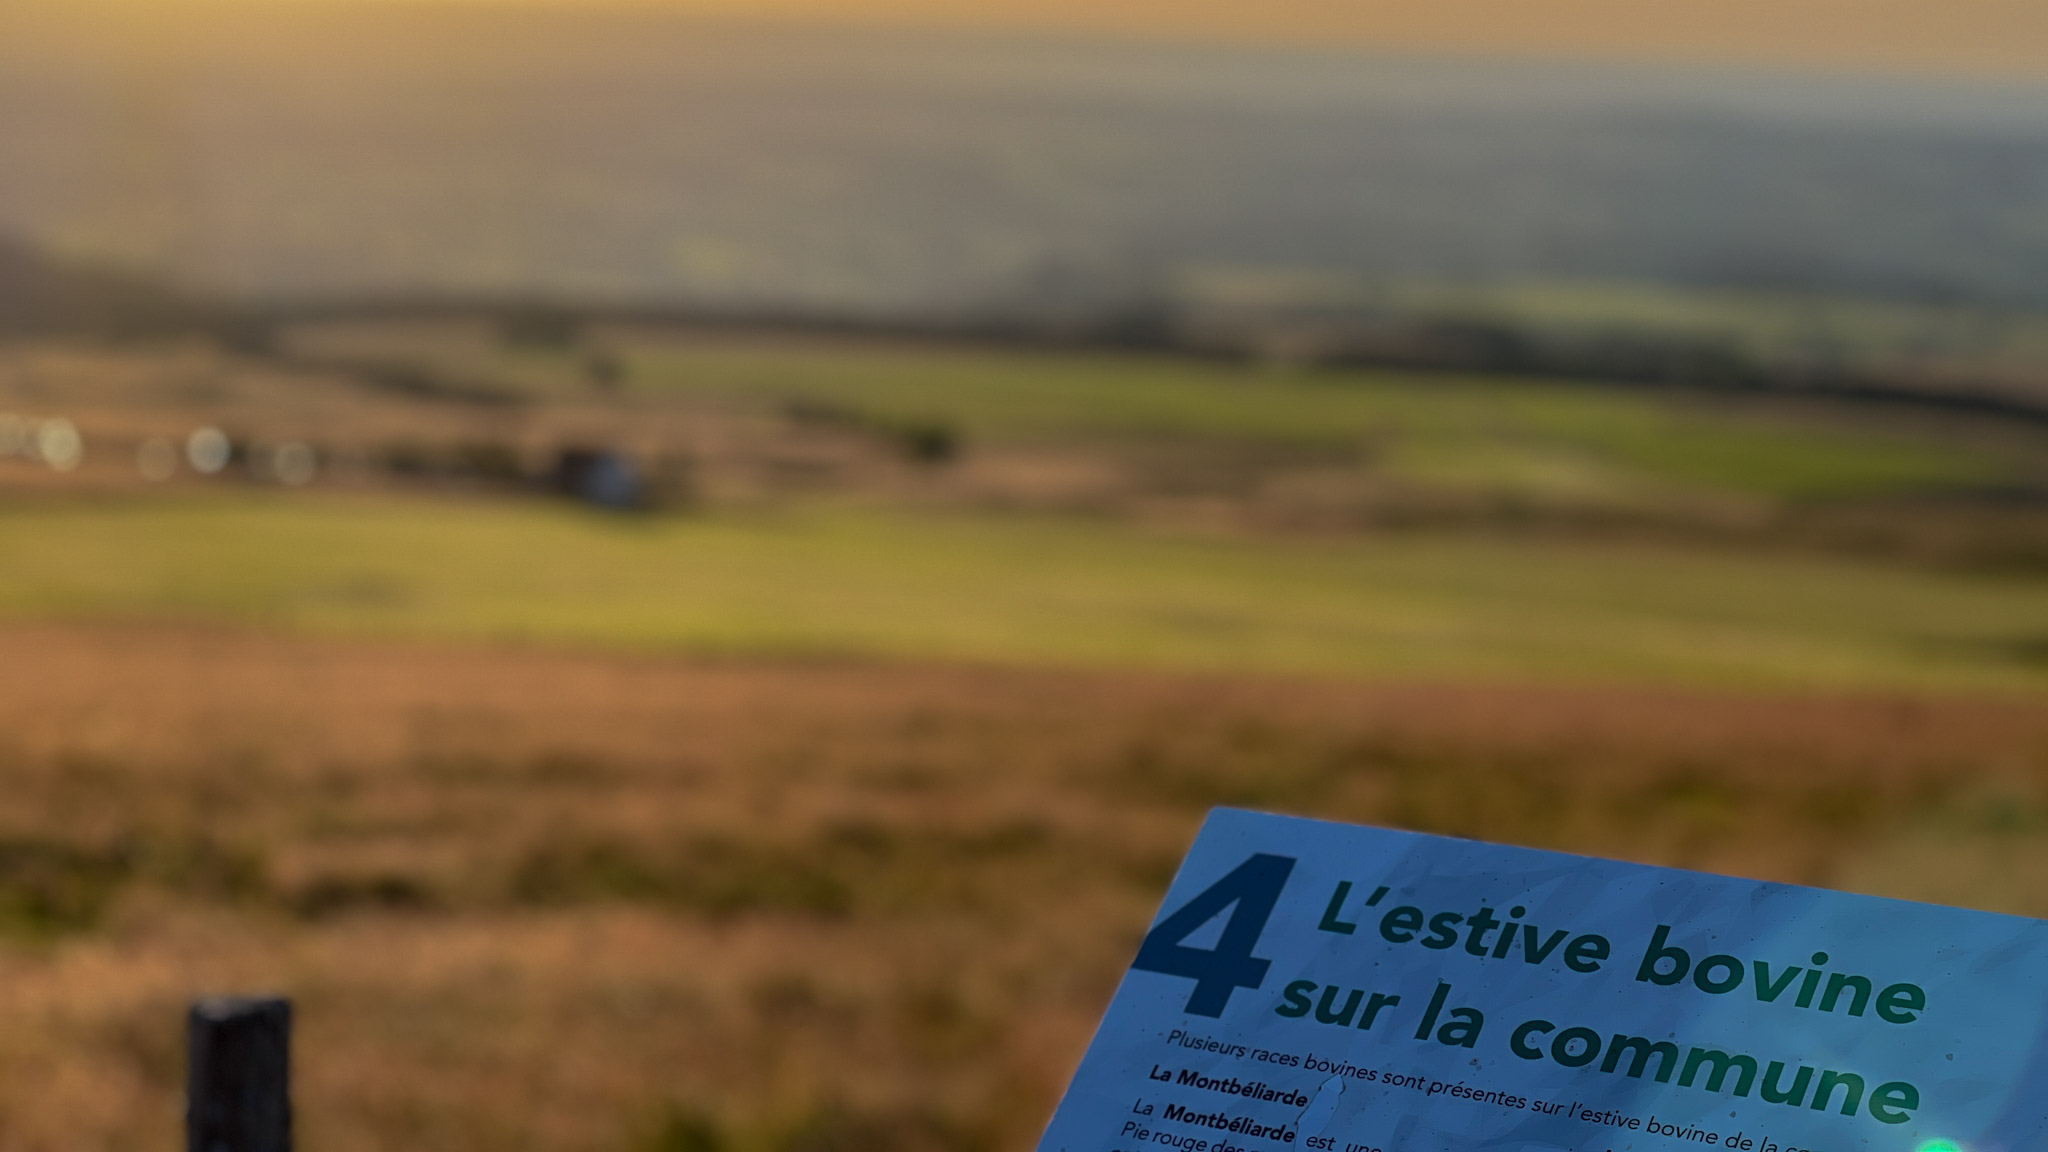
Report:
64,0,2048,81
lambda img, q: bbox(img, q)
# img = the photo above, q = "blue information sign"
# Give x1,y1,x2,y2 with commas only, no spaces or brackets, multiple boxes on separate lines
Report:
1038,808,2047,1152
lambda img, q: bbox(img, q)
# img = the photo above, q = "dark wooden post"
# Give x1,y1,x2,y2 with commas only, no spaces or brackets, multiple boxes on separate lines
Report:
187,997,292,1152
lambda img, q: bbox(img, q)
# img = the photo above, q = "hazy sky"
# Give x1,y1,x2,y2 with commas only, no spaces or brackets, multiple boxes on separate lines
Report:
171,0,2048,82
9,0,2048,306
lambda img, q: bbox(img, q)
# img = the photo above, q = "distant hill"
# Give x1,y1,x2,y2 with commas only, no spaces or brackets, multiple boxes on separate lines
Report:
3,6,2048,312
0,239,204,337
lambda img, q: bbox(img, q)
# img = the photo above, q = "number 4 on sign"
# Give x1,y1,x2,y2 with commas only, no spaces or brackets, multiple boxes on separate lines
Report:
1131,854,1296,1017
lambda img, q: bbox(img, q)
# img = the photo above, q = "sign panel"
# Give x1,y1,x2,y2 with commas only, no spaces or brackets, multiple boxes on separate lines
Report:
1038,808,2048,1152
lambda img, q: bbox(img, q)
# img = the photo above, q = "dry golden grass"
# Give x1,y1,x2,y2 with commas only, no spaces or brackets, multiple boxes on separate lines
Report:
0,624,2044,1152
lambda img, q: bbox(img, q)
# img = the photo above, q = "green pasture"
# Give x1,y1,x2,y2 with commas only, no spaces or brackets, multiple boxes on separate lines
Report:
1383,279,2048,381
620,340,2009,501
2,494,2043,690
1185,270,2048,386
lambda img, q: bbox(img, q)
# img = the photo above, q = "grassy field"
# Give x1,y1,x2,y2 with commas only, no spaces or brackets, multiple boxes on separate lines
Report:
0,332,2045,1152
278,326,2030,500
1366,278,2048,400
0,625,2044,1152
616,339,2017,501
0,493,2044,690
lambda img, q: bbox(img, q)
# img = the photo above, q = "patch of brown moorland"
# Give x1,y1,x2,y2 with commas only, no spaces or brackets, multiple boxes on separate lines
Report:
0,623,2042,1152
